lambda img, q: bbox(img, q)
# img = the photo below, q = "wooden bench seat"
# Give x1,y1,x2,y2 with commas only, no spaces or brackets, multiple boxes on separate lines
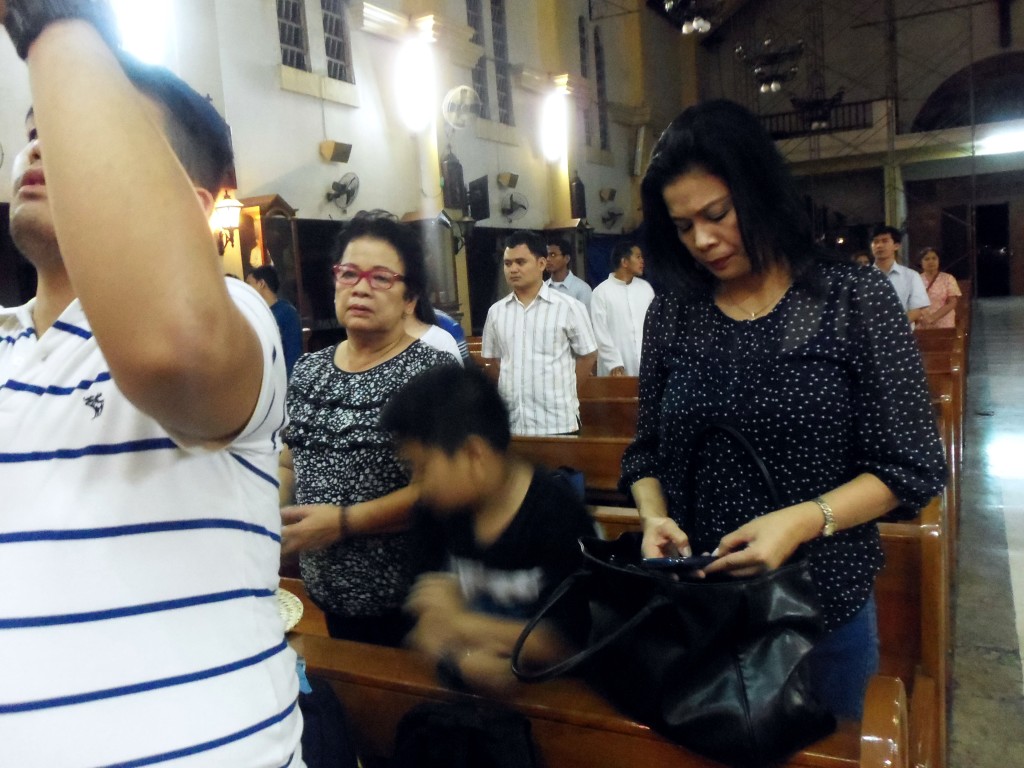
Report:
284,579,911,768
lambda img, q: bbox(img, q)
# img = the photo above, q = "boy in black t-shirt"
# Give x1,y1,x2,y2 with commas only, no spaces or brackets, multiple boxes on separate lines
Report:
381,364,594,695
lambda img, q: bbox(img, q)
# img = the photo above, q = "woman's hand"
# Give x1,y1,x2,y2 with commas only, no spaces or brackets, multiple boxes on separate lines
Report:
640,516,691,558
280,504,343,558
704,503,820,578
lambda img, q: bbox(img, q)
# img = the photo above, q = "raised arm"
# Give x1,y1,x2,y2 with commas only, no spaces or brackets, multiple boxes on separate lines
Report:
16,16,264,443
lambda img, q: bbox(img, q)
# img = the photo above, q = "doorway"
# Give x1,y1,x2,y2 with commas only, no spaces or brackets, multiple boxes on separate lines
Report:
976,203,1010,297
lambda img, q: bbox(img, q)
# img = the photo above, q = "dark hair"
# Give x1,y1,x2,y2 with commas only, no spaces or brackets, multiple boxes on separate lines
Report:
871,225,902,243
330,211,430,306
851,250,873,265
249,265,280,293
547,237,573,257
918,246,939,259
381,365,511,453
506,230,548,260
640,99,836,297
119,55,234,195
610,240,637,269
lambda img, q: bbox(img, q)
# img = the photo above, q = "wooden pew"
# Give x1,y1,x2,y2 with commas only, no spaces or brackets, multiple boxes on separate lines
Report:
578,376,639,399
283,578,911,768
579,397,638,436
510,435,632,506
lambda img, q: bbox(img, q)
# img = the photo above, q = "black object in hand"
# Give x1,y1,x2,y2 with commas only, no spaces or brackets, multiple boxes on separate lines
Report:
641,554,718,571
3,0,121,60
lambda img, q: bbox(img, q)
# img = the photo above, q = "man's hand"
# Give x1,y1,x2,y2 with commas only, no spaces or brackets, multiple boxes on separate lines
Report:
280,504,343,558
609,366,626,377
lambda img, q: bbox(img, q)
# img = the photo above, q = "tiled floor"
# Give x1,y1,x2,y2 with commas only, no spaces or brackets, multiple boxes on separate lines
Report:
950,297,1024,767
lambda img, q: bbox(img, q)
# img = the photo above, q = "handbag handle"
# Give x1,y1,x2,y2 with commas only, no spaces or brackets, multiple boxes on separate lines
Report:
687,422,783,511
510,570,670,682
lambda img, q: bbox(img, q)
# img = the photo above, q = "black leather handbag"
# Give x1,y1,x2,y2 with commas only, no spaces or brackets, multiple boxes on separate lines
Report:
510,424,835,768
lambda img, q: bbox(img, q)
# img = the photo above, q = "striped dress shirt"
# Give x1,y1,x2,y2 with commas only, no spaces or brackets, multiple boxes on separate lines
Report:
0,280,303,767
482,284,597,435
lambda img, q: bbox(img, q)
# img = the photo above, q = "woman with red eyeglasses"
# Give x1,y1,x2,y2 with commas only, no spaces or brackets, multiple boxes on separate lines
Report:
279,211,458,646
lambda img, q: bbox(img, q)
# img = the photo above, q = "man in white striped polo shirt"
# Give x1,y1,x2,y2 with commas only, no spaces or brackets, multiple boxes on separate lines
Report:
481,231,597,435
0,3,303,766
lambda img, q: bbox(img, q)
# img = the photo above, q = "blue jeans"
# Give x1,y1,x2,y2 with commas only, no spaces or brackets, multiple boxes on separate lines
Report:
805,594,880,720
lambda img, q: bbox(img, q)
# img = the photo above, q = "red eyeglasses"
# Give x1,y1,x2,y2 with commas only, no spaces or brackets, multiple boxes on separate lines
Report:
332,263,406,291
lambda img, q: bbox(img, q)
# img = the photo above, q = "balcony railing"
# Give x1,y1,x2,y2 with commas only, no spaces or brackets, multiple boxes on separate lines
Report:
761,99,875,140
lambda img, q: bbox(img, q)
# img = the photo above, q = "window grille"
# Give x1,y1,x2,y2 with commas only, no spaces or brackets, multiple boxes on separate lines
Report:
472,57,492,121
277,0,310,71
466,0,485,45
578,16,589,78
594,28,610,150
490,0,514,126
321,0,354,82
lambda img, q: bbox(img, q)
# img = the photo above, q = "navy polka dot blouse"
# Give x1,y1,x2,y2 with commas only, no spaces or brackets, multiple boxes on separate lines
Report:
621,261,947,629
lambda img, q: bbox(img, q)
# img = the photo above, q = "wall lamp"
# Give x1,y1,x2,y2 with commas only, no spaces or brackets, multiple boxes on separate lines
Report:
599,187,617,202
211,191,243,255
497,172,519,189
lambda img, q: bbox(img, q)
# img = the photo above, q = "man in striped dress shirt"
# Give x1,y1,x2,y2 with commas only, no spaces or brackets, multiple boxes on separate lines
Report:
0,4,303,766
481,231,597,435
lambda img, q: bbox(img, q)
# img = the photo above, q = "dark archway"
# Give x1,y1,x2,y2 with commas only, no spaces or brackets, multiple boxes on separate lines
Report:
913,51,1024,131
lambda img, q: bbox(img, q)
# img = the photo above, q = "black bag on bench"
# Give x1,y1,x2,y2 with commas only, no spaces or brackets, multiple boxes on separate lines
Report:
511,423,835,768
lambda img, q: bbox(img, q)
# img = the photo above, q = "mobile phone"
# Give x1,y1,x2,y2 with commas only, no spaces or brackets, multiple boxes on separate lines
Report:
641,554,718,571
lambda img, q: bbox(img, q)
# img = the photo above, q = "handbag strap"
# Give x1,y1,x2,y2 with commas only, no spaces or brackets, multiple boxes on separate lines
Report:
510,570,670,682
686,422,783,513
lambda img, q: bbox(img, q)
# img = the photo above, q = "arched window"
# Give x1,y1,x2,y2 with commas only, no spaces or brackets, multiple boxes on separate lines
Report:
321,0,354,83
594,27,610,150
277,0,310,71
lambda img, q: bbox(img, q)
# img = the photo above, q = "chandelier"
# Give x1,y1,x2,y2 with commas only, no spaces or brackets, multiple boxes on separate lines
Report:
735,36,804,93
663,0,722,35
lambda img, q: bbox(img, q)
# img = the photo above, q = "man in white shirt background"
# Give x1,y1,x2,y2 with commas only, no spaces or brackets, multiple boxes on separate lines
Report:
871,225,930,324
545,237,593,310
482,231,597,435
590,241,655,376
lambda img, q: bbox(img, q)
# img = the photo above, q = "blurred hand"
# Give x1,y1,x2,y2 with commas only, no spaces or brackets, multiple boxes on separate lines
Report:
280,504,342,558
610,366,626,377
640,516,691,559
406,572,464,617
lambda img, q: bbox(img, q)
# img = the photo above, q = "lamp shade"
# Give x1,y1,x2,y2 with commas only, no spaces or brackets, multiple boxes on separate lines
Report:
210,193,243,232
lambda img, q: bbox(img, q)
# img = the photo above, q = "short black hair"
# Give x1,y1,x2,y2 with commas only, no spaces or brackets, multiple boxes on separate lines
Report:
506,230,547,260
640,99,838,298
381,365,511,454
119,55,234,195
871,225,902,243
249,265,280,292
610,240,636,269
547,237,572,257
331,211,431,306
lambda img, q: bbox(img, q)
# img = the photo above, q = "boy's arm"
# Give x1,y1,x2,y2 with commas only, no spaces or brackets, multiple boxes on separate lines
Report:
406,574,574,695
9,13,265,443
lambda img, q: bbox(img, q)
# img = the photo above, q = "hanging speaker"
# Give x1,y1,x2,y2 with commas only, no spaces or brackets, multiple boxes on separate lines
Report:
319,140,353,163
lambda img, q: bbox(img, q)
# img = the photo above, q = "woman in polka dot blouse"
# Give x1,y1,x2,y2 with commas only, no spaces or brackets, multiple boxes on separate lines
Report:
621,100,946,720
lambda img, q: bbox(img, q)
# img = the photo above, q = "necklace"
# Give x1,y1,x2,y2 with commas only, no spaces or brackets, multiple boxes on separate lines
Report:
718,282,791,321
